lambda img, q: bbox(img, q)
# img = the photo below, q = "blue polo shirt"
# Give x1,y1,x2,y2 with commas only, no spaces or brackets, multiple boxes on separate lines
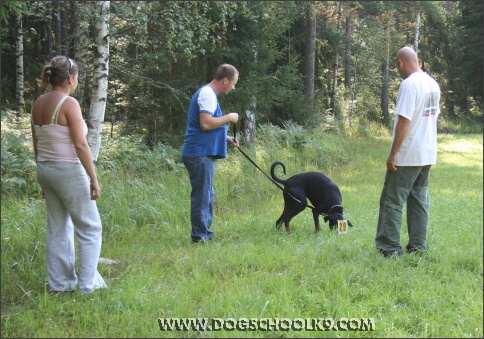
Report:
182,85,228,159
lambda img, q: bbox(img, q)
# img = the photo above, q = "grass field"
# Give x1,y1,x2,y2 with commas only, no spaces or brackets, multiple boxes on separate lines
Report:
1,128,482,338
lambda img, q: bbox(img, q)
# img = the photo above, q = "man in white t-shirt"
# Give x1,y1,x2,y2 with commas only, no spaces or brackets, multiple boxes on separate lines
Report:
375,46,441,257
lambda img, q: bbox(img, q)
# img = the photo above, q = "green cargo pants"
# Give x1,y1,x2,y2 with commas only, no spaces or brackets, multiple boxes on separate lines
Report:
375,165,431,252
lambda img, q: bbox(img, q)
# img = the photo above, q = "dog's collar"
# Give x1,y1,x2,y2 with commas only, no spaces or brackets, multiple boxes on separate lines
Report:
323,204,343,216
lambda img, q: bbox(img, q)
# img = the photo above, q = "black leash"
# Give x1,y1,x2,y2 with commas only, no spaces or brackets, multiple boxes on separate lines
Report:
233,125,284,191
232,123,313,210
232,124,348,222
231,124,346,217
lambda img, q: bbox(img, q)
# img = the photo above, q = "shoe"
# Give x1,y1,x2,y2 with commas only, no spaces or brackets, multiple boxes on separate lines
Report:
378,249,402,257
406,246,425,255
50,290,75,295
192,237,213,244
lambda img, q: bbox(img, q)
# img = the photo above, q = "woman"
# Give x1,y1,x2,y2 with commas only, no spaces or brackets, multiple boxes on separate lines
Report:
31,56,107,294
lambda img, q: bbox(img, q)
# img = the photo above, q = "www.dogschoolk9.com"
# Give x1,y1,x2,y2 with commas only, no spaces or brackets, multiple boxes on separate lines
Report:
158,317,375,332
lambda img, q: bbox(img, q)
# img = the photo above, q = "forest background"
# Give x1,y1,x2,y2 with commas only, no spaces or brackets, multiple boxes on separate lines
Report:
2,1,483,154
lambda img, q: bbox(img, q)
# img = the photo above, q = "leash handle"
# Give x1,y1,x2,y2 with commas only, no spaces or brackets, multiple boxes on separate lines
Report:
233,123,237,143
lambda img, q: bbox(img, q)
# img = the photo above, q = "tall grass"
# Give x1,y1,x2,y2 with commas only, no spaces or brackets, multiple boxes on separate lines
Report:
1,118,482,338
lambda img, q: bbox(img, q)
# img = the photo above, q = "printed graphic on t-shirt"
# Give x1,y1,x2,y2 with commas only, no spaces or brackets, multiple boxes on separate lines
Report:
423,92,439,117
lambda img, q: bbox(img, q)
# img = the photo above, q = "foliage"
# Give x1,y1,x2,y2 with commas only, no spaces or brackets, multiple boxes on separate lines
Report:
0,111,39,198
257,121,309,150
456,1,483,108
217,1,312,126
438,114,484,134
97,133,184,175
5,1,481,147
107,1,245,146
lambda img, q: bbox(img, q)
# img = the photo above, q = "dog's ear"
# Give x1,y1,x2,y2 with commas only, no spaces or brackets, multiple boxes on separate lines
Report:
323,215,330,223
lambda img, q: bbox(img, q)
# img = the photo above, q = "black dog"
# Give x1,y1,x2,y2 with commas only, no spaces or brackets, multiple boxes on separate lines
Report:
270,161,353,233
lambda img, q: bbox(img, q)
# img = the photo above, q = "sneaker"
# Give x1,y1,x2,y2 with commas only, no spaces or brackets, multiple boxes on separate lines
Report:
50,290,75,295
192,237,213,244
378,249,402,257
406,247,425,255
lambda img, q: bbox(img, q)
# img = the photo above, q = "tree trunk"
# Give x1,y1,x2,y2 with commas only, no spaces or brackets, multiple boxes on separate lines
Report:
243,96,256,144
44,2,53,60
54,0,62,54
242,38,258,145
15,12,25,117
344,6,353,88
380,21,391,126
414,12,421,56
331,2,342,118
87,1,110,162
303,2,316,107
60,1,68,54
325,60,331,108
71,1,90,114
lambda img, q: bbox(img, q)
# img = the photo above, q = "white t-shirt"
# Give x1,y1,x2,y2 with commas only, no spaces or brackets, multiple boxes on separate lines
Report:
393,71,441,166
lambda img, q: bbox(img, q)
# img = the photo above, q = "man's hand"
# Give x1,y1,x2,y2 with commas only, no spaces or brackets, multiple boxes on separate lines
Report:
386,153,398,172
227,136,240,148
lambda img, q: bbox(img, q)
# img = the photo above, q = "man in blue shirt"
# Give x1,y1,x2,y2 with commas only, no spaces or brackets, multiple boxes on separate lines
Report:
182,64,240,243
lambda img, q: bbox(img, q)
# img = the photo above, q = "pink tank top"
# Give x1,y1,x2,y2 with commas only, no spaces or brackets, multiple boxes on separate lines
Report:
33,96,87,163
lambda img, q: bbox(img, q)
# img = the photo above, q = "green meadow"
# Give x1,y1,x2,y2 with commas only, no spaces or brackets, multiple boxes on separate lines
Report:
1,121,482,338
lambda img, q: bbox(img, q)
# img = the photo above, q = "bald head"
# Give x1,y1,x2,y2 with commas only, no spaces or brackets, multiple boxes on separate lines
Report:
396,46,418,62
395,46,420,79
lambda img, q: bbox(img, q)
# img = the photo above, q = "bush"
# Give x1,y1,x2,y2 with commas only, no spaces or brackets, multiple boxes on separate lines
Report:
257,121,308,150
1,112,39,198
438,115,483,134
255,121,348,173
97,133,184,175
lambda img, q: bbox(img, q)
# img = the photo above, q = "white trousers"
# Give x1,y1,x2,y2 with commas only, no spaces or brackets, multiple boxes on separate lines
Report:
36,161,107,293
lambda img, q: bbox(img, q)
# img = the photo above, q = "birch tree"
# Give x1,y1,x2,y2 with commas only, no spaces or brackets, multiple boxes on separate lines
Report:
243,41,257,145
87,1,110,162
414,12,421,56
15,12,25,116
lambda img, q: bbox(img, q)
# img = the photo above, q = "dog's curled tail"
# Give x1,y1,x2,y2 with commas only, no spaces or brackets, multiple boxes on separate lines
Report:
270,161,287,184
